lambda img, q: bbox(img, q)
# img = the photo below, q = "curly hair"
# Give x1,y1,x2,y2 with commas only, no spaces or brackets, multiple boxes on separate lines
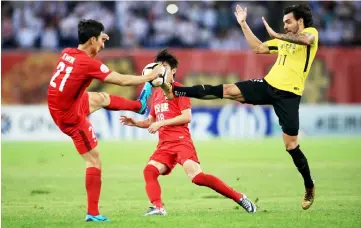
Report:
284,4,313,28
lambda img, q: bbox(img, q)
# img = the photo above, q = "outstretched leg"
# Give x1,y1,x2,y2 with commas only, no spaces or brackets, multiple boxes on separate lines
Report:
161,82,246,102
88,82,152,114
182,160,256,213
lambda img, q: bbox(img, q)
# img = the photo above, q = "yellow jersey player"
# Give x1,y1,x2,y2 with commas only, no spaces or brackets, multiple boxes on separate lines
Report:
162,4,317,210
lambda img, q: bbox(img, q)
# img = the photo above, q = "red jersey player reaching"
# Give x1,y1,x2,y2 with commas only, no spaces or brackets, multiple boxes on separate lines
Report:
47,19,163,222
120,49,257,215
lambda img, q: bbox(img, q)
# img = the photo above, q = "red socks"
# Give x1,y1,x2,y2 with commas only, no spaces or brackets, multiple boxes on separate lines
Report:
86,167,101,216
142,166,242,209
192,172,242,202
105,95,141,112
143,165,163,208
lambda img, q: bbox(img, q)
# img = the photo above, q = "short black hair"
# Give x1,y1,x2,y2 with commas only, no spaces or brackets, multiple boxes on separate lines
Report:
154,49,179,69
284,4,313,28
78,19,104,44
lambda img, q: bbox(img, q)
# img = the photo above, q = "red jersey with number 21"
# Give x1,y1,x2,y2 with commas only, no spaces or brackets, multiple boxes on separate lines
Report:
47,48,112,112
149,82,192,144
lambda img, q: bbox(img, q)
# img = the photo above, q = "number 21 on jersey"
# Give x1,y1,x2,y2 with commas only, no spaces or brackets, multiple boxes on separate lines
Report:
50,61,73,92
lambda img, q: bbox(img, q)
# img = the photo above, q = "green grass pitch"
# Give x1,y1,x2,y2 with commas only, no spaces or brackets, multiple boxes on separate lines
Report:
2,138,361,228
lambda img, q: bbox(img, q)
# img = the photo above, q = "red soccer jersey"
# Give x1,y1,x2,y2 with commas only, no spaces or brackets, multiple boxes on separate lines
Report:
149,82,193,143
47,48,112,112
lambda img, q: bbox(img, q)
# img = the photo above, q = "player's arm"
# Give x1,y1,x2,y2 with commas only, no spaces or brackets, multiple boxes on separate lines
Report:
148,109,191,134
104,69,160,86
271,32,314,45
234,5,271,54
160,108,192,127
89,60,163,86
262,17,315,46
161,82,174,100
120,115,156,128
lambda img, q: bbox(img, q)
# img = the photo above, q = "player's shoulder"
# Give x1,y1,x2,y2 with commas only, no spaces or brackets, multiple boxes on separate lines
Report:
62,47,80,55
302,27,318,34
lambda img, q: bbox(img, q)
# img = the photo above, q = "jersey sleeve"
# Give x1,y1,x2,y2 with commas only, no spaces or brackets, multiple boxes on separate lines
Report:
87,58,112,81
301,27,318,46
265,39,279,54
177,96,192,111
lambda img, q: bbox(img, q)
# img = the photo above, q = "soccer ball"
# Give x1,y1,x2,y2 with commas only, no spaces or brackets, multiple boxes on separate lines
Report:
142,63,167,87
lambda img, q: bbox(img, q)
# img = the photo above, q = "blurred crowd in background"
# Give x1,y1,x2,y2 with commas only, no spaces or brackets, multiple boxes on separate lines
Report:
2,1,361,50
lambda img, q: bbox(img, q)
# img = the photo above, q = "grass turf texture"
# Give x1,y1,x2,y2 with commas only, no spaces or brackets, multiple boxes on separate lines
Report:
2,138,361,228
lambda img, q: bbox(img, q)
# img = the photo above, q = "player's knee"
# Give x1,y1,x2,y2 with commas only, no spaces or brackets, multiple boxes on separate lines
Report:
284,138,298,151
85,157,101,169
188,171,202,182
143,165,161,179
83,149,101,169
183,160,202,180
223,84,238,96
98,92,110,107
283,129,298,150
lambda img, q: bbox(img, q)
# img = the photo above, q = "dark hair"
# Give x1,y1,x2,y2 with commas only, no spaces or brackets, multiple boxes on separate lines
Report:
154,49,179,69
78,19,104,44
284,4,313,28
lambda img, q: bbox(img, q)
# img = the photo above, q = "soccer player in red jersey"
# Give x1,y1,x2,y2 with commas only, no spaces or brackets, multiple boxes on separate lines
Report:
120,50,257,215
47,19,162,222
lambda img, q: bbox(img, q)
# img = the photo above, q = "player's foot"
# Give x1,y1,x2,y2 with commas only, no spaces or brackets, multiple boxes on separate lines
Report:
161,82,174,100
237,194,257,213
302,184,315,210
143,206,167,216
84,214,109,222
137,82,152,114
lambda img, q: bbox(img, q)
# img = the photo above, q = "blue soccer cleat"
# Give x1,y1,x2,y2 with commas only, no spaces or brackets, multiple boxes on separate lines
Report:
137,82,153,115
85,214,110,222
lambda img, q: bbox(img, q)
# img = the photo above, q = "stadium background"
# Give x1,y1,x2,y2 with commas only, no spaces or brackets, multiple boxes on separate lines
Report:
1,1,361,227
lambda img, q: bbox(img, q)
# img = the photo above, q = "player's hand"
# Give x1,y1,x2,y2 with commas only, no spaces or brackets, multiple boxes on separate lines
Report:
262,17,280,39
161,82,174,100
147,64,165,81
120,116,136,126
148,121,163,134
234,5,247,24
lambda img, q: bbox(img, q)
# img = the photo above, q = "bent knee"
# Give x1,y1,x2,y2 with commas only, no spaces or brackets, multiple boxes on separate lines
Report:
223,84,238,96
284,137,298,151
183,160,202,180
147,160,168,174
85,157,101,169
188,171,202,181
98,92,110,106
82,149,101,168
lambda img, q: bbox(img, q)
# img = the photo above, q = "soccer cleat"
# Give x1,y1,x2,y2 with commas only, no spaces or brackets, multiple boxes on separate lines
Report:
84,214,109,222
137,82,153,114
143,206,167,216
302,184,315,210
237,194,257,213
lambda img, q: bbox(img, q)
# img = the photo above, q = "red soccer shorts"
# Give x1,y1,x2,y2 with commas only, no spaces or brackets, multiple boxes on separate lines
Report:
50,92,98,154
149,140,200,175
